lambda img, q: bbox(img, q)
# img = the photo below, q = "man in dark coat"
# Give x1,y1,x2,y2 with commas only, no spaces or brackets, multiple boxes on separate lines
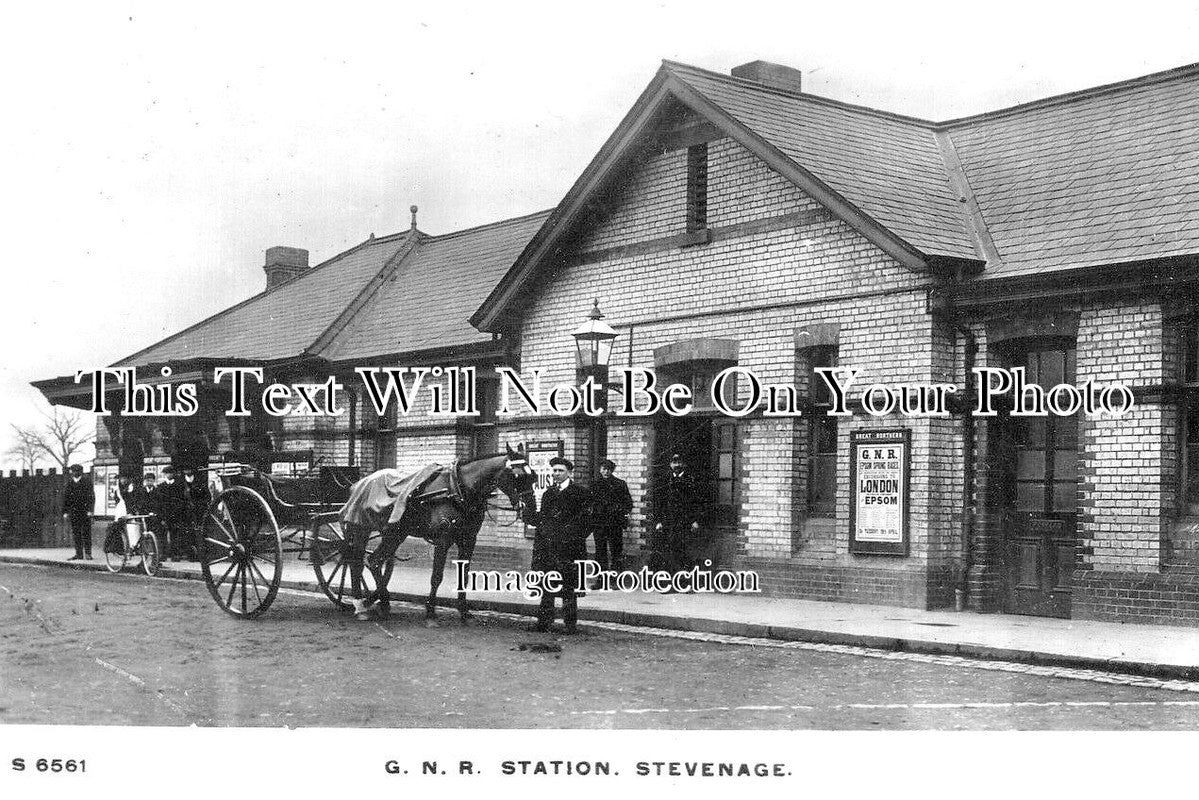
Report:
124,473,156,517
62,464,95,561
151,467,189,560
181,467,211,561
650,453,704,574
589,458,633,573
524,456,590,634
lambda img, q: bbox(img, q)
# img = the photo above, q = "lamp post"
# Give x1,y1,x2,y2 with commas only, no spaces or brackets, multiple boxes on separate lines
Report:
571,299,618,482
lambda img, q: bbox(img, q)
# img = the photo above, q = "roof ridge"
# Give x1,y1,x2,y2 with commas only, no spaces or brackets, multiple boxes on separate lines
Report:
305,232,425,359
661,59,937,127
665,58,1199,131
112,233,414,367
422,208,555,242
937,61,1199,128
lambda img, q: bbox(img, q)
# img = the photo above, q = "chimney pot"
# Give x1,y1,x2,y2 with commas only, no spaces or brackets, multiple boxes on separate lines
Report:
731,60,802,93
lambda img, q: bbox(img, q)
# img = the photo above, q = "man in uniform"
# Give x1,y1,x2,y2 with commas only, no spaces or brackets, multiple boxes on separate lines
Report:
589,458,633,574
523,456,590,634
651,453,704,574
62,464,95,561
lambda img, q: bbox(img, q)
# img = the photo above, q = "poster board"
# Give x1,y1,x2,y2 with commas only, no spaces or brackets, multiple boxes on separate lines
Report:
849,428,910,556
523,439,564,539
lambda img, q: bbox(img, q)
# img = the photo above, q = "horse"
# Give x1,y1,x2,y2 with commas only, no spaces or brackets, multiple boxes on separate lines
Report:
340,445,535,624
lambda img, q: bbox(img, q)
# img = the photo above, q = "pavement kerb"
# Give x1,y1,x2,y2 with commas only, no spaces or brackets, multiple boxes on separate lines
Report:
4,552,1198,682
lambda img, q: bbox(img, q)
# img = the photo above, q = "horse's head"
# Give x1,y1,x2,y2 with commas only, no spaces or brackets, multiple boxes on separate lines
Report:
496,443,537,510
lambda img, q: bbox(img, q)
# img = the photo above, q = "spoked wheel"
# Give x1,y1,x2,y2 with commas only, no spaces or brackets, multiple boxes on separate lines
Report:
104,541,128,574
140,532,161,577
310,518,397,612
201,486,282,619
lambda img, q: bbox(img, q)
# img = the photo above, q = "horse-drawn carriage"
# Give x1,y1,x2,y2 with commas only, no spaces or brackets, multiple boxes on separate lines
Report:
199,449,533,620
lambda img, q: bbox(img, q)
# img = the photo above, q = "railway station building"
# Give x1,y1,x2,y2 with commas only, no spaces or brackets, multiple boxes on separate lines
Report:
35,59,1199,625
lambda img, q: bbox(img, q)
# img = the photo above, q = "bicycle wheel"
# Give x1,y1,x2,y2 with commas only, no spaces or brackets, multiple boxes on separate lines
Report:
310,519,395,612
104,541,128,573
140,532,161,576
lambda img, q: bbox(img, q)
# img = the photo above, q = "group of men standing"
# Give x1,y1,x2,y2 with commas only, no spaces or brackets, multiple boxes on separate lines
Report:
117,467,212,561
60,466,213,563
522,452,706,634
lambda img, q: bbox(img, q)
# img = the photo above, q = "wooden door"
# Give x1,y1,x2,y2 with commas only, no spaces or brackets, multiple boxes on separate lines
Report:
1003,344,1078,618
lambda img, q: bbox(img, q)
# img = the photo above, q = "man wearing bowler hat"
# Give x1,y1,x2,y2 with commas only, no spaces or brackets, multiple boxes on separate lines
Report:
523,456,590,634
62,464,95,561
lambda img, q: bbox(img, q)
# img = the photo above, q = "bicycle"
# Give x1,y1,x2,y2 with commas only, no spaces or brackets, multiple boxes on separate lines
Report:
104,515,161,576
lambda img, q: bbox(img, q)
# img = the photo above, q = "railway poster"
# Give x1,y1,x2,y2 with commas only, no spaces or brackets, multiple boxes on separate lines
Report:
849,428,910,555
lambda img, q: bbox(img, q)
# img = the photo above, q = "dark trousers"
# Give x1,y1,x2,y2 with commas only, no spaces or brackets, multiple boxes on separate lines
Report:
591,522,625,572
652,524,690,573
69,513,92,557
538,586,578,629
536,554,580,630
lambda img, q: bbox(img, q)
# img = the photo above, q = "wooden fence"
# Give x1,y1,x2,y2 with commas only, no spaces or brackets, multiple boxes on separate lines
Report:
0,468,77,548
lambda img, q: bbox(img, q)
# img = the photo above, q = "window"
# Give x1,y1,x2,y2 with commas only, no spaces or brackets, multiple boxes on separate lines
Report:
807,345,838,516
686,142,708,232
471,376,499,458
1010,343,1078,515
713,421,738,525
664,362,736,411
1181,319,1199,515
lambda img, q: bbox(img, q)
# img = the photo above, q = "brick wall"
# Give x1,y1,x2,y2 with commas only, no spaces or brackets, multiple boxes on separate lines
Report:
508,133,955,609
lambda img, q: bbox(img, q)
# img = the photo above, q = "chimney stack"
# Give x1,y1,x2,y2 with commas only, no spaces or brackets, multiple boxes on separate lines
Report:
410,205,419,231
263,246,309,290
731,60,802,93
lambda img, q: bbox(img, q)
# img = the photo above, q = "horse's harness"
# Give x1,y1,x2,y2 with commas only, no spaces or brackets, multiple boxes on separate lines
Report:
406,459,528,536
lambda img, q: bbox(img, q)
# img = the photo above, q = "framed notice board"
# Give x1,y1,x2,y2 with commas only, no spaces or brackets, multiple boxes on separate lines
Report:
849,428,910,556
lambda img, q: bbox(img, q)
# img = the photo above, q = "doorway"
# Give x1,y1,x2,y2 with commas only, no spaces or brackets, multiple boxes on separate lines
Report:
653,415,739,568
998,341,1079,618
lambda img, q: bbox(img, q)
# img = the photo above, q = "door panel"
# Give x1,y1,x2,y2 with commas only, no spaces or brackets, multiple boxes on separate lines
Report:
1002,342,1078,619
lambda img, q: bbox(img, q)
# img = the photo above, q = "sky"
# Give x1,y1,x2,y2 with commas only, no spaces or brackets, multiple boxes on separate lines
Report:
1,0,1196,468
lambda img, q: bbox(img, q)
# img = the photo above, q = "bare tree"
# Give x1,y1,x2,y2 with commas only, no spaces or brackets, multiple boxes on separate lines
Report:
10,408,94,472
4,427,43,471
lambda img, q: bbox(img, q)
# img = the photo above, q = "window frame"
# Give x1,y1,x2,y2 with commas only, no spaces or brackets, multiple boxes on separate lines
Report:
806,345,839,517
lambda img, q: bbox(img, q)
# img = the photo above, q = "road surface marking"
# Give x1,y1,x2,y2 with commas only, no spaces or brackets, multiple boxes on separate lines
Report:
93,656,190,720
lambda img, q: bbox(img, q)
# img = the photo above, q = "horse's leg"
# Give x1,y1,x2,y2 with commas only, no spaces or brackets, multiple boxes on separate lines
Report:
456,529,479,623
426,538,450,626
346,523,367,602
370,530,406,617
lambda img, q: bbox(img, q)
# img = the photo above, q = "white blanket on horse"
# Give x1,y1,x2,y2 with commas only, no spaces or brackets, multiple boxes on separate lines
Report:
339,464,442,530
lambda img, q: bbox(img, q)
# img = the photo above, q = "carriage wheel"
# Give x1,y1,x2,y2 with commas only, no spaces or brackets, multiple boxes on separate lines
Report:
309,519,396,612
201,486,283,619
140,532,161,577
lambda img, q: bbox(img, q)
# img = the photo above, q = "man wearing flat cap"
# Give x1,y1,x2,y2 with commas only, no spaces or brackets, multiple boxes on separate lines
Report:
522,456,590,633
62,464,95,561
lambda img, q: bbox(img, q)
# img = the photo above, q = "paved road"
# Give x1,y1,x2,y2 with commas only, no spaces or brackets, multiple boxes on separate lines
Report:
3,562,1199,730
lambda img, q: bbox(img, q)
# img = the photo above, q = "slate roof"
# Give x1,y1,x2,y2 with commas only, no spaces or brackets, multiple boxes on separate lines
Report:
317,210,552,361
944,67,1199,277
113,211,549,369
665,62,976,260
664,60,1199,278
115,235,415,366
113,59,1199,372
